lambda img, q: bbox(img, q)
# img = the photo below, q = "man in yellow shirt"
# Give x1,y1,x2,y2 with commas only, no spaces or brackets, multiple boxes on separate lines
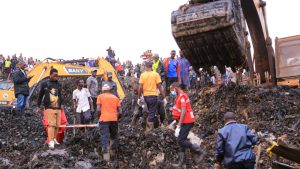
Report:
138,61,167,132
4,57,12,75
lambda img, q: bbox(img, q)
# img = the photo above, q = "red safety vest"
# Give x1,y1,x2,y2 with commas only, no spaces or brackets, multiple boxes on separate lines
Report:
172,91,195,124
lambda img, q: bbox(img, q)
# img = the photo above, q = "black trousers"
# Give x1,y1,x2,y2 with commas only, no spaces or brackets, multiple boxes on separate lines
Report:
144,96,158,122
178,123,194,152
227,161,255,169
91,97,97,122
100,121,119,153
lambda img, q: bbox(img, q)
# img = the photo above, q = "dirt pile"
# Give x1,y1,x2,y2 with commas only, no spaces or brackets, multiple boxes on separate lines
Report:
1,77,300,168
191,83,300,168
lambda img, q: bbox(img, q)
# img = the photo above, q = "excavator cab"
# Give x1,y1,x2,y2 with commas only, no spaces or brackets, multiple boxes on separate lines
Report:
0,80,16,109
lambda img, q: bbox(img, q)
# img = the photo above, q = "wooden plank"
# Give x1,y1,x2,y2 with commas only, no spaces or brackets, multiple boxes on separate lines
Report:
277,78,299,87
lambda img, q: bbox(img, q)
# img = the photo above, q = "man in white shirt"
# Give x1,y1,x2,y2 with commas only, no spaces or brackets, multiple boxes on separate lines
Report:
73,79,94,124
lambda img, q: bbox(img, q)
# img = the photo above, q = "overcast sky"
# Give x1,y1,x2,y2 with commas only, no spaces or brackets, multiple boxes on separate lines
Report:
0,0,299,63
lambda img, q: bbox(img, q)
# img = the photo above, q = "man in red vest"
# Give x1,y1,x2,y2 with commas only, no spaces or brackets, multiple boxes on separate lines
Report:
170,82,205,166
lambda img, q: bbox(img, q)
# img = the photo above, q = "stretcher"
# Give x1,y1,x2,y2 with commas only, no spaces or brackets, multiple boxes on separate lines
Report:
59,124,98,128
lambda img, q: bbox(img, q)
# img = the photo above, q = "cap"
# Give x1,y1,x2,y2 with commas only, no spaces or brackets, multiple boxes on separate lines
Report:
91,68,97,72
102,84,111,91
153,53,159,58
107,72,113,77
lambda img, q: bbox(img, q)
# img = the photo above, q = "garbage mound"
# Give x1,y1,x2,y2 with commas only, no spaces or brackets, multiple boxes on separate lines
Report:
1,77,300,168
192,83,300,168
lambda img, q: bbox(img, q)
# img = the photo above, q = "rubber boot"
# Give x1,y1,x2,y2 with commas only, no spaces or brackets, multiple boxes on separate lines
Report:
190,144,206,164
145,121,154,133
172,152,184,167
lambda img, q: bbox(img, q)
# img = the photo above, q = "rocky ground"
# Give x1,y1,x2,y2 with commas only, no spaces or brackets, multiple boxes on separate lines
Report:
0,77,300,169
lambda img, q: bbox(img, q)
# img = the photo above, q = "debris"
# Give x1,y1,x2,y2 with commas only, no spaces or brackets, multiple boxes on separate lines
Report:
75,160,92,169
40,149,68,157
0,78,300,168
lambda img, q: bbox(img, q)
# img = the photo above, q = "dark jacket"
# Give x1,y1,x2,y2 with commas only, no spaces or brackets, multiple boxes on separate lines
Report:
153,60,166,80
12,68,30,97
216,121,257,168
37,80,63,109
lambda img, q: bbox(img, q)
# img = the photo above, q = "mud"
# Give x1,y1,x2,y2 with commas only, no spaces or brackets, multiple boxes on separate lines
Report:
0,78,300,169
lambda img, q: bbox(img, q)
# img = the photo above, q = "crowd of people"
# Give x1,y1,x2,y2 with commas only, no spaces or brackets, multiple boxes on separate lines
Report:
0,53,39,78
10,48,258,169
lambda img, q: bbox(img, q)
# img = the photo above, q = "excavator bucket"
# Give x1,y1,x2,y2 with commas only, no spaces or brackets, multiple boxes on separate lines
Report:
171,0,249,73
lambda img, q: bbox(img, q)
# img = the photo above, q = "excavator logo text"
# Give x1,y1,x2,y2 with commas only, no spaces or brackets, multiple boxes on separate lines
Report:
64,67,88,74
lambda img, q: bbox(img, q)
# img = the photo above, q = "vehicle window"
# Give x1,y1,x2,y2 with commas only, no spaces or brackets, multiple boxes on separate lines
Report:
0,82,13,90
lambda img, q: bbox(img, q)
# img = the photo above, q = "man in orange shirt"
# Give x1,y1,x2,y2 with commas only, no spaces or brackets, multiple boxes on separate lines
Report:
138,61,167,132
97,83,121,161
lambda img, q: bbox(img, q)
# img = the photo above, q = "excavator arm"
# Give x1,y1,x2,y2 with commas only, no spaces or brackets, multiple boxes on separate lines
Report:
240,0,276,84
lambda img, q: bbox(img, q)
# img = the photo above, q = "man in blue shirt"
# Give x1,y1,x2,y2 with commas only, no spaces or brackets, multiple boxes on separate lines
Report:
164,50,179,94
178,50,190,90
214,112,257,169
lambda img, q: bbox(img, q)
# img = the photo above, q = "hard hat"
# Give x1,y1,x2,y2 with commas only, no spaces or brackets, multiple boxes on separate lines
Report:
102,84,111,91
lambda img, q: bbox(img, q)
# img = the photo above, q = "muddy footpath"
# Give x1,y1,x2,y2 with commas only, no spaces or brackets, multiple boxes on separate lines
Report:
0,77,299,169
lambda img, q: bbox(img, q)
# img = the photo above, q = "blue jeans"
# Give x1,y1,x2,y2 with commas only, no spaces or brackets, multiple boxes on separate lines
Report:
16,94,27,111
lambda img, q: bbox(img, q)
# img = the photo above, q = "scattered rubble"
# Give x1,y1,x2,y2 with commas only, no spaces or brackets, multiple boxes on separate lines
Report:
0,78,299,168
192,83,300,168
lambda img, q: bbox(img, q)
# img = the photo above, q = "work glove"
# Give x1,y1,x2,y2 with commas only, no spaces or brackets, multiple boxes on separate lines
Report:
137,99,141,106
175,125,181,137
163,98,167,107
96,122,100,127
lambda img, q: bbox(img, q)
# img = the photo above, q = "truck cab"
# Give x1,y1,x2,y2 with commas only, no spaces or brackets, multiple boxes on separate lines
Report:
275,35,300,87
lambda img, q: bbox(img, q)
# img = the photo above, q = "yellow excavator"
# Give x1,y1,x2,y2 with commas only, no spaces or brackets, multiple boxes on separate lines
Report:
0,58,125,109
